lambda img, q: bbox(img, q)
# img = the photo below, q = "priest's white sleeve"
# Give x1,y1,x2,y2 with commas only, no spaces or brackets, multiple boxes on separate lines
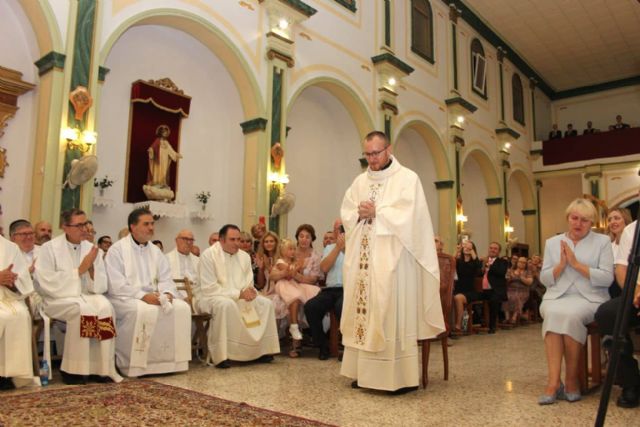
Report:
198,252,240,300
35,244,81,298
9,242,34,296
85,248,108,294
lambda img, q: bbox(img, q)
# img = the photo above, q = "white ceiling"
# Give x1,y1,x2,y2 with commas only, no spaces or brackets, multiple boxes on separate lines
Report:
464,0,640,92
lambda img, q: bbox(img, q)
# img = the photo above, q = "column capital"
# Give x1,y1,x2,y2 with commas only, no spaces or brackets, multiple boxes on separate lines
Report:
240,117,268,134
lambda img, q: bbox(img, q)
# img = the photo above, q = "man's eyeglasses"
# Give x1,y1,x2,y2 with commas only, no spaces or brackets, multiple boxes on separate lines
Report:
66,222,90,229
178,237,195,243
13,232,35,238
362,146,389,158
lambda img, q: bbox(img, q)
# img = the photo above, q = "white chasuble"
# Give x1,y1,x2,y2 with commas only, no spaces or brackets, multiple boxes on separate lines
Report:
36,235,120,381
0,236,38,386
197,242,280,365
339,156,445,391
105,235,190,377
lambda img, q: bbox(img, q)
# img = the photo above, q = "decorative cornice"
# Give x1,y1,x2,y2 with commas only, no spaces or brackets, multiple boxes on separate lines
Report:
261,0,317,17
495,127,520,140
381,101,398,115
486,197,503,205
553,75,640,100
240,117,268,134
452,135,465,146
445,96,478,113
333,0,357,12
267,48,295,67
529,149,543,156
378,87,398,96
522,209,537,216
34,51,66,76
434,180,455,189
371,53,415,76
266,31,294,45
98,66,110,82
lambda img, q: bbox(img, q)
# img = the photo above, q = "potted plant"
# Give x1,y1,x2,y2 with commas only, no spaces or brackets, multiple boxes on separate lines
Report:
94,175,114,196
196,191,211,211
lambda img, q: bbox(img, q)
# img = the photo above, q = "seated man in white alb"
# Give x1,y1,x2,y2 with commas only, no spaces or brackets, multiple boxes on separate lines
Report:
198,224,280,368
36,209,121,384
105,207,191,377
9,220,41,315
0,234,37,390
166,229,199,301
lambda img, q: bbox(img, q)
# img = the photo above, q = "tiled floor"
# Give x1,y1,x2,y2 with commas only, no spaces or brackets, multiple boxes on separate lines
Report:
7,324,638,426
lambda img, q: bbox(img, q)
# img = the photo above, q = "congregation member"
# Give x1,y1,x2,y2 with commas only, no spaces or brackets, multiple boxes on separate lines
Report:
478,242,509,334
564,124,577,138
340,131,444,394
34,221,52,245
538,198,613,405
270,238,320,357
434,235,444,254
254,231,287,329
605,207,632,298
596,218,640,408
86,221,96,243
239,231,254,255
117,227,129,239
208,232,219,247
197,224,279,368
452,240,482,333
97,235,113,254
250,222,266,253
0,234,37,389
548,124,562,140
105,208,191,377
294,224,322,286
322,230,335,248
612,114,630,130
166,229,199,299
152,240,164,251
583,121,597,134
504,257,533,324
36,209,121,384
305,219,344,360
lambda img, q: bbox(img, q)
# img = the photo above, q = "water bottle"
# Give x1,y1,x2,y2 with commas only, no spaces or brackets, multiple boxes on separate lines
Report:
39,360,49,386
462,311,469,332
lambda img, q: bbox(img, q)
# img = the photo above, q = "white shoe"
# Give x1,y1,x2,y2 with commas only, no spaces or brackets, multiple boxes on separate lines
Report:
289,323,303,340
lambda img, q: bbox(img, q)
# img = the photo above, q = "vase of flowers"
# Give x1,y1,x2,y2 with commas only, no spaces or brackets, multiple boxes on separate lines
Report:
94,175,114,197
196,191,211,211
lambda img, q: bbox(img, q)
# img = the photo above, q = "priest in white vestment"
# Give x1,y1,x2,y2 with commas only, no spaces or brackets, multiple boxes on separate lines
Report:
36,209,121,384
105,208,191,377
0,235,38,389
9,220,42,318
166,229,199,302
340,131,445,394
197,224,280,368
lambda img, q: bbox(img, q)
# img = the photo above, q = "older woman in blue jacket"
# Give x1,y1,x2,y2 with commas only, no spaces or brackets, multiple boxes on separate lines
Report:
538,198,613,404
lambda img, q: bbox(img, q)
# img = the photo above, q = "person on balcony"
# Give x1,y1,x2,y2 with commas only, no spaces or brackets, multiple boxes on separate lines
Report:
564,124,578,138
548,124,562,140
612,115,630,130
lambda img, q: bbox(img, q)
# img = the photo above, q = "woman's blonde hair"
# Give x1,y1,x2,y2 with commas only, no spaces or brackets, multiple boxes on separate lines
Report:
257,231,280,257
565,198,598,224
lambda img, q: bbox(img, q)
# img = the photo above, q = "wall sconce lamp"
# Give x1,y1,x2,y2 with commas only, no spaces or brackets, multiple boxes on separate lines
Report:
456,213,468,223
63,127,97,152
504,225,514,233
269,172,290,190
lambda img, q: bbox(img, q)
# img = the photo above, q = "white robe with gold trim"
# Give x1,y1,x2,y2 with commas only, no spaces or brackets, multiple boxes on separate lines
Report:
340,156,445,390
197,242,280,365
0,236,37,386
105,235,191,377
36,235,121,381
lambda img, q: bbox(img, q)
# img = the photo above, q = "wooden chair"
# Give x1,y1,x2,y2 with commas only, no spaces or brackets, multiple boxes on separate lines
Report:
420,253,456,388
328,311,341,358
579,321,602,394
465,277,490,334
174,278,211,363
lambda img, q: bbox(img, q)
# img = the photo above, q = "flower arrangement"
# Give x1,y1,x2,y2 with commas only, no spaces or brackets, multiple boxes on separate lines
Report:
196,191,211,205
94,175,114,190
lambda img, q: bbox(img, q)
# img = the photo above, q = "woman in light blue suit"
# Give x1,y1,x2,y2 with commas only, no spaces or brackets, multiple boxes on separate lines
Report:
538,198,613,404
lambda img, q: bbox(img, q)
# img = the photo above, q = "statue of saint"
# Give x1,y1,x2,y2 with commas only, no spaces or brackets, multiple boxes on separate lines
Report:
143,124,182,201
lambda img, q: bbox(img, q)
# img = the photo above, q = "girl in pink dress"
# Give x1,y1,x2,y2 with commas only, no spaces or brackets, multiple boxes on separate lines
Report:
272,239,320,356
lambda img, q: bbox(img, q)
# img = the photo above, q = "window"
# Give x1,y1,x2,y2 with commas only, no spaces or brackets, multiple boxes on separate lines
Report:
411,0,434,63
512,73,525,125
470,38,487,97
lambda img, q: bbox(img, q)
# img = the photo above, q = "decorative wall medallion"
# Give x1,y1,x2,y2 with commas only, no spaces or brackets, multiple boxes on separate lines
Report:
69,86,93,120
0,147,8,178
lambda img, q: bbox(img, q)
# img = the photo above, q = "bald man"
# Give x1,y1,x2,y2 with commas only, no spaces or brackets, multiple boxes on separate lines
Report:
208,232,219,247
34,221,52,245
166,229,199,300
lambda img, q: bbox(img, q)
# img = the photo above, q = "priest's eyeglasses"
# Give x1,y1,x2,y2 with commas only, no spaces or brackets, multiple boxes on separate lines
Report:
178,237,195,243
66,222,89,228
13,231,35,237
362,146,389,158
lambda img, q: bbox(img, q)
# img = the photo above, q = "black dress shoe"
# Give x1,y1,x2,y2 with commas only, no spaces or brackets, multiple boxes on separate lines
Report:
89,375,113,383
318,348,330,360
215,360,231,369
617,386,640,408
256,355,274,364
61,370,87,385
351,380,361,389
388,386,419,395
0,377,15,390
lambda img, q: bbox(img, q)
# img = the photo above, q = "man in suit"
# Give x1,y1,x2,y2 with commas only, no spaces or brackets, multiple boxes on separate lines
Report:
548,124,562,140
583,121,597,135
564,123,578,138
479,242,509,334
613,115,630,130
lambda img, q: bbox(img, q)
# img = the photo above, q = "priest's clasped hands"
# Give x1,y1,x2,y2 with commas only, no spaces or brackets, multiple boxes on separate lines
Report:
239,287,257,301
142,292,174,305
358,200,376,221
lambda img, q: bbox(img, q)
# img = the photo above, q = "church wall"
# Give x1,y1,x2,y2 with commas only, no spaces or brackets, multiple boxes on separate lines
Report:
506,174,525,244
604,166,640,209
461,155,489,253
534,88,552,141
551,85,640,133
0,0,40,227
48,0,70,48
538,173,583,247
285,86,362,238
94,25,244,247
